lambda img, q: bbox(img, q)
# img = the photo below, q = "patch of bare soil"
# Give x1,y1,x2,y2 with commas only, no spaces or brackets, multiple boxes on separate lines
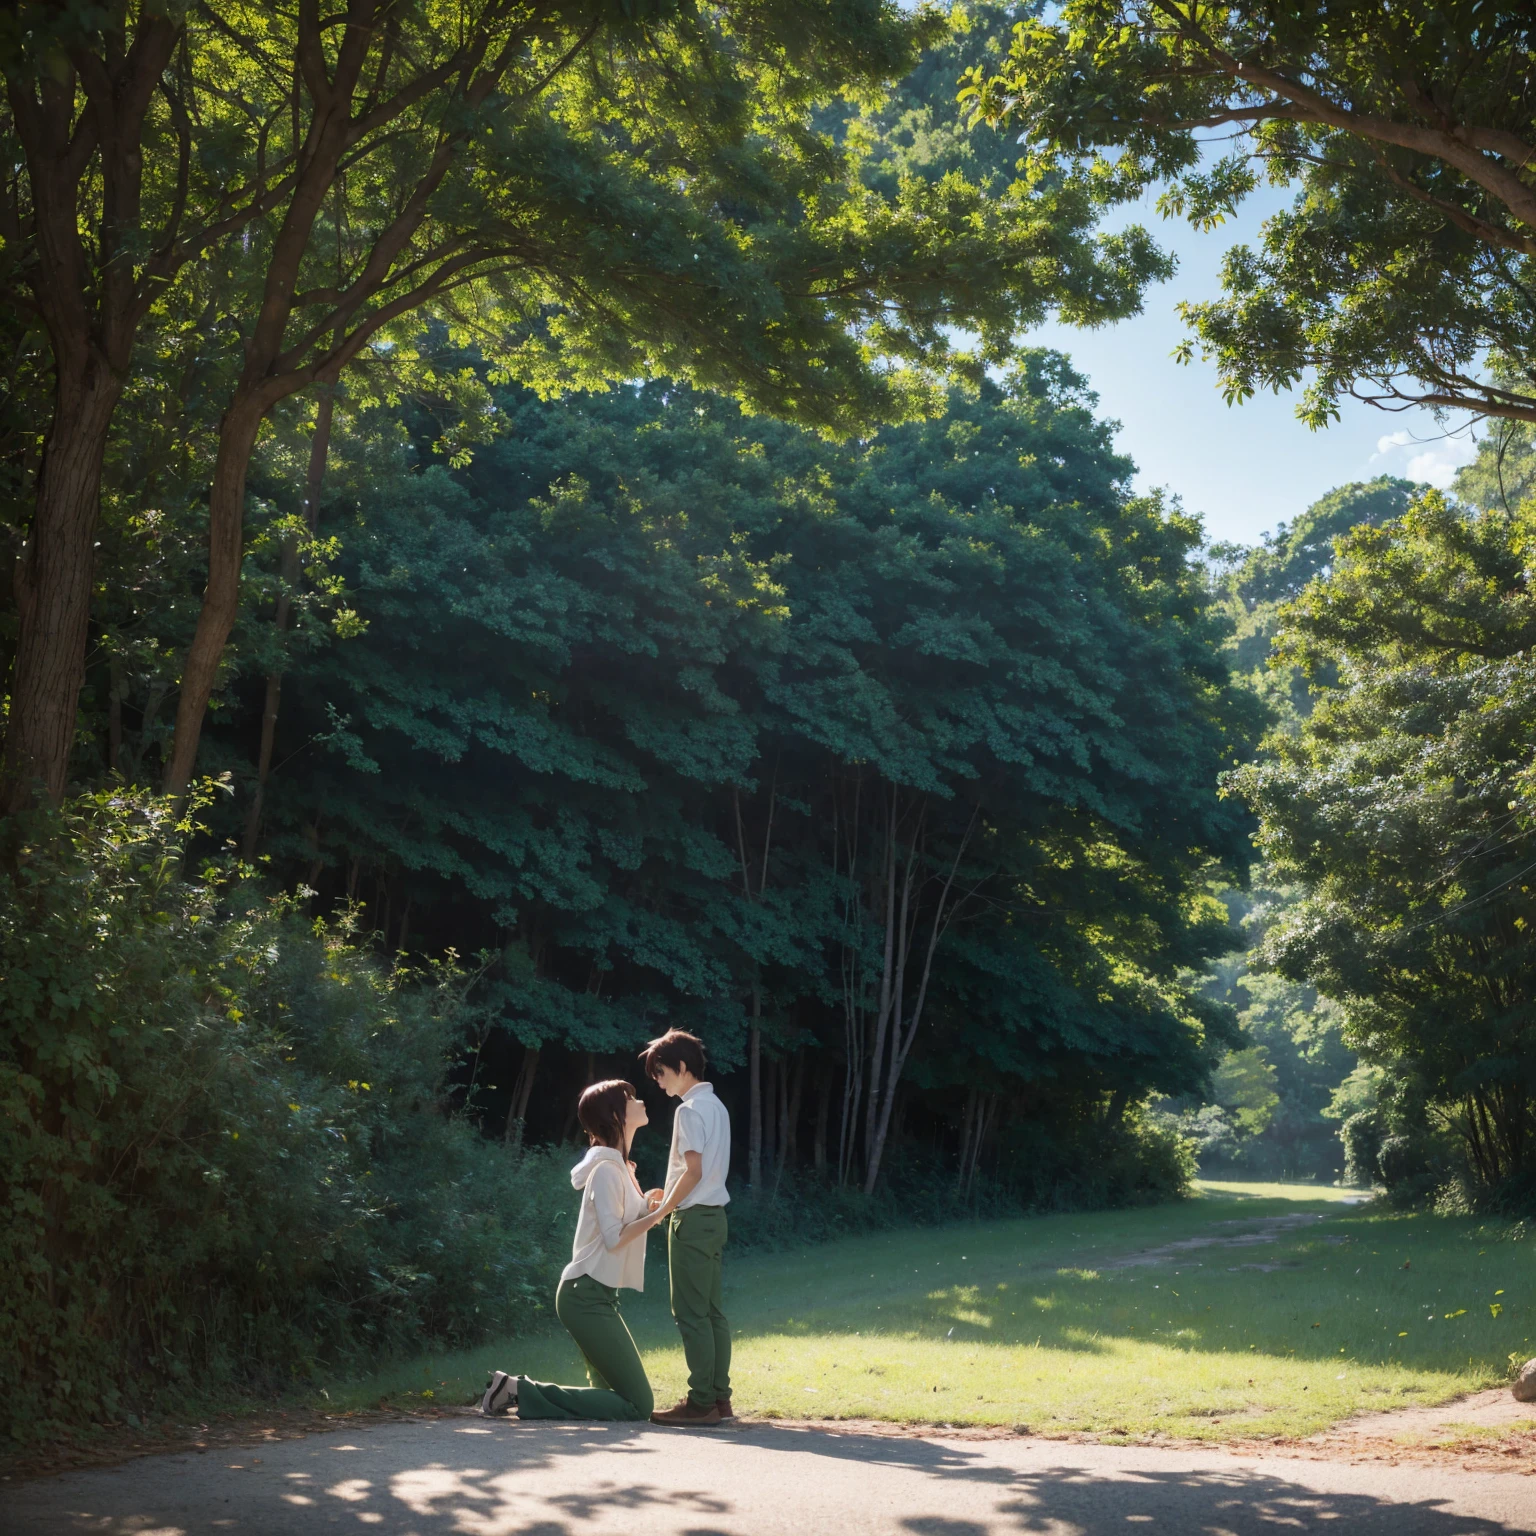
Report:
755,1400,1536,1476
1101,1211,1327,1269
1269,1387,1536,1475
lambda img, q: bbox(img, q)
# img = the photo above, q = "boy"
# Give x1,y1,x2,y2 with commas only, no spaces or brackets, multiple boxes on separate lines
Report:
640,1028,731,1426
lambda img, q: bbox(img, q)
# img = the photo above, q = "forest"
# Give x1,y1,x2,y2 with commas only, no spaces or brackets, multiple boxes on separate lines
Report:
8,0,1536,1445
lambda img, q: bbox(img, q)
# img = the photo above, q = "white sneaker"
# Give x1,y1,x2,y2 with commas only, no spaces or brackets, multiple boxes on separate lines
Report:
480,1371,517,1416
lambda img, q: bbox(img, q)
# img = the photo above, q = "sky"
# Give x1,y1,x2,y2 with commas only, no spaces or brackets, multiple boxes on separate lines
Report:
1021,185,1483,550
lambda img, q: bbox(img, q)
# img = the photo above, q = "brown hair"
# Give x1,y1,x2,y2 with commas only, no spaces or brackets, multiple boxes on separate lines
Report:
639,1028,707,1082
577,1079,636,1149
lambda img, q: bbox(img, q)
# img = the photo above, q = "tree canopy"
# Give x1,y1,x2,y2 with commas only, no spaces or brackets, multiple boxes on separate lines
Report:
2,0,1173,811
192,354,1252,1189
965,2,1536,428
1234,491,1536,1200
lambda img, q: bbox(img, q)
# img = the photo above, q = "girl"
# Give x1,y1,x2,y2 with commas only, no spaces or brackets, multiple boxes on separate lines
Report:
481,1079,664,1421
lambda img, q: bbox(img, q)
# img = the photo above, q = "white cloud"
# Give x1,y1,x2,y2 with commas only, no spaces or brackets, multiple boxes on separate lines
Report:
1406,449,1469,488
1369,428,1478,487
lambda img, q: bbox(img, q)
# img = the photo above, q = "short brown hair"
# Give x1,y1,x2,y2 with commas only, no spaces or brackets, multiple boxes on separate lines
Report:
577,1079,635,1149
639,1029,707,1082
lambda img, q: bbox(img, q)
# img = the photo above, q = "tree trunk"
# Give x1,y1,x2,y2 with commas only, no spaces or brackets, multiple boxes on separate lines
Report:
505,1045,540,1147
955,1088,978,1194
164,395,269,799
1,17,180,811
862,799,903,1174
813,1074,830,1172
748,1013,762,1189
762,1053,778,1171
784,1048,804,1169
837,1046,862,1188
242,380,337,855
1103,1086,1130,1131
2,384,123,809
862,806,975,1195
963,1093,996,1198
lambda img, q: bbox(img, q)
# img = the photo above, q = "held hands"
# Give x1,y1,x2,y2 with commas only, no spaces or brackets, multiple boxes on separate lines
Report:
644,1187,665,1211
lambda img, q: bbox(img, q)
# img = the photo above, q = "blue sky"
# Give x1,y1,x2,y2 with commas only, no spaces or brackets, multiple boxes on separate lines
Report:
1022,186,1482,550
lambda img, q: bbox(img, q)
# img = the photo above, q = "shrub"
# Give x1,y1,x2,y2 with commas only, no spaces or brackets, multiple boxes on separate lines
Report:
997,1106,1195,1211
1340,1110,1383,1188
0,789,567,1446
722,1109,1194,1254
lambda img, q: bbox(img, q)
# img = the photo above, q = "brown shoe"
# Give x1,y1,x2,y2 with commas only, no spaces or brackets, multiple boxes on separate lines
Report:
650,1397,722,1427
715,1397,734,1420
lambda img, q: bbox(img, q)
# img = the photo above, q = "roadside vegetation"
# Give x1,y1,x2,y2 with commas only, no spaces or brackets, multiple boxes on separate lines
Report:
348,1182,1531,1441
11,0,1536,1463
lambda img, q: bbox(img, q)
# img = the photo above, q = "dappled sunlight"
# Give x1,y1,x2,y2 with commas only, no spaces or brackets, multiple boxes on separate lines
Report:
13,1416,1534,1534
334,1185,1520,1442
1196,1179,1371,1204
711,1198,1512,1437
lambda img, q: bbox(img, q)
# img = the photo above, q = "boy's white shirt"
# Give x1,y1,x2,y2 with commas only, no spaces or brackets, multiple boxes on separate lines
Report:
561,1145,650,1290
663,1081,731,1209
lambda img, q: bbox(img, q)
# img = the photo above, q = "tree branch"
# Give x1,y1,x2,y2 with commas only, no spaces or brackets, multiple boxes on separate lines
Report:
1143,0,1536,234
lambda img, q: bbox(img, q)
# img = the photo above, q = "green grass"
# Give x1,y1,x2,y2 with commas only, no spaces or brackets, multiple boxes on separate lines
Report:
332,1180,1531,1441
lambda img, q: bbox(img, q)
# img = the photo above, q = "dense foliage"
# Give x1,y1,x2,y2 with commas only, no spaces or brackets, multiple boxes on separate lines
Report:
0,790,574,1444
1234,488,1536,1206
955,0,1536,1205
965,2,1536,429
0,0,1171,811
1212,476,1417,729
1153,482,1418,1181
194,359,1250,1196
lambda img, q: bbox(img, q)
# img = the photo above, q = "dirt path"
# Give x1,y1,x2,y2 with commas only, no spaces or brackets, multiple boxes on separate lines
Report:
1099,1209,1329,1270
7,1414,1535,1536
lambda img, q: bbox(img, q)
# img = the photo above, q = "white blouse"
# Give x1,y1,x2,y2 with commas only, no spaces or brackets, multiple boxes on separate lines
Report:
560,1146,651,1291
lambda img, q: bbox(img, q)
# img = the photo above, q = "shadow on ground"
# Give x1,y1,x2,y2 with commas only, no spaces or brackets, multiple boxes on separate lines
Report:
6,1419,1532,1535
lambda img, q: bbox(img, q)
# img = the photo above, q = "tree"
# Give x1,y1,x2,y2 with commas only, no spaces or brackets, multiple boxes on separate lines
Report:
1211,1045,1279,1136
1,3,185,807
746,362,1251,1188
1189,480,1406,1182
1234,491,1536,1200
1210,477,1418,730
965,2,1536,428
1454,421,1536,516
2,0,1174,810
1226,477,1420,611
231,356,1251,1186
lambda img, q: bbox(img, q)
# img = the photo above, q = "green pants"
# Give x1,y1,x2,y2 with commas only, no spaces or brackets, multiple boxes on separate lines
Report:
516,1274,654,1422
668,1204,731,1408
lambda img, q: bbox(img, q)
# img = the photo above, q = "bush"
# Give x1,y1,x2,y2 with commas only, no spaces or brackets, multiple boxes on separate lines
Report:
998,1106,1196,1210
0,789,568,1447
1340,1110,1383,1188
721,1156,1014,1253
722,1109,1194,1253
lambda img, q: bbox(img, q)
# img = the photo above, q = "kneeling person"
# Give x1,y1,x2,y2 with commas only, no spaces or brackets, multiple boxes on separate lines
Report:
481,1079,664,1421
641,1029,732,1426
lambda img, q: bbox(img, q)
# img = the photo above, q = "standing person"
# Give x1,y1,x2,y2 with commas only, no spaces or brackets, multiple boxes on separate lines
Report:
480,1079,665,1421
640,1029,732,1427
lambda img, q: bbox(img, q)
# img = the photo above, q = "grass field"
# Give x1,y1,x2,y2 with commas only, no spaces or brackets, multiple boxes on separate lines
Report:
336,1180,1532,1441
